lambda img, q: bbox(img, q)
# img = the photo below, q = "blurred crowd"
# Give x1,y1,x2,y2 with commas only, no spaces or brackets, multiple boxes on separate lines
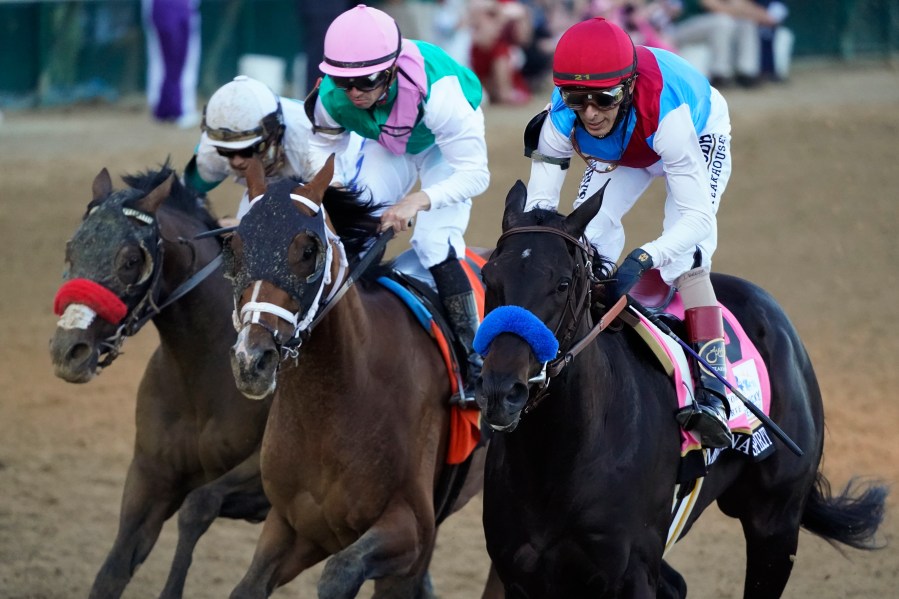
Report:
381,0,793,106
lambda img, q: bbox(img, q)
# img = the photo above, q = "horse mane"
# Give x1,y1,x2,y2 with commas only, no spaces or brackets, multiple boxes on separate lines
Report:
321,185,383,262
115,158,220,233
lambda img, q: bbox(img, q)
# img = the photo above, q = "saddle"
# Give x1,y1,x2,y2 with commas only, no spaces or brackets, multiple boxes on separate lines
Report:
617,271,776,480
377,248,486,463
376,249,488,525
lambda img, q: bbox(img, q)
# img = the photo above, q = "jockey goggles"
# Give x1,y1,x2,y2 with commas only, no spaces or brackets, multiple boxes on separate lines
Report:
330,68,393,92
215,142,264,159
560,84,627,111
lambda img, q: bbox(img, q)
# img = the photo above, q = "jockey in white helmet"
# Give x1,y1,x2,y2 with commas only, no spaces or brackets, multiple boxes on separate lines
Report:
184,75,361,222
307,4,490,405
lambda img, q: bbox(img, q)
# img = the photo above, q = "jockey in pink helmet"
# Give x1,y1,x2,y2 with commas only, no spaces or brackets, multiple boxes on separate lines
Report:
308,4,490,406
525,17,736,448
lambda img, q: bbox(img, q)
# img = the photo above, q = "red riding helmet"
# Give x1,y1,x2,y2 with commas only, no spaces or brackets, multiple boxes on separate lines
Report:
552,18,637,89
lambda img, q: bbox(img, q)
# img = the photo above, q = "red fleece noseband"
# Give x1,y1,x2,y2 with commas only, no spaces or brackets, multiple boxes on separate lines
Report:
54,278,128,324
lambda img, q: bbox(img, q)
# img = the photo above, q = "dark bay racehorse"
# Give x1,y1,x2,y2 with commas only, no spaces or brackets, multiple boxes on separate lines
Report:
49,164,271,598
474,180,887,598
224,157,498,598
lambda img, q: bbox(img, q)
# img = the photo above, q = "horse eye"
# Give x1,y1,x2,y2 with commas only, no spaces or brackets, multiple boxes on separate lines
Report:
557,278,571,293
303,245,316,260
115,246,144,284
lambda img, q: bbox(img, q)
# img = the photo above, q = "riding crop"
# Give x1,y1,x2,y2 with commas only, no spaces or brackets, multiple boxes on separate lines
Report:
627,298,804,457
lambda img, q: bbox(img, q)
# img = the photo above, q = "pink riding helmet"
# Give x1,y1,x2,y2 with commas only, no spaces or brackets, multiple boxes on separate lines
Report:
320,4,402,78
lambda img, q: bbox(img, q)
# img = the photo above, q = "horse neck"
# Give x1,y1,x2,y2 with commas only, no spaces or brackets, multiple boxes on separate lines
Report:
288,282,380,400
271,282,440,455
510,334,640,462
150,211,233,353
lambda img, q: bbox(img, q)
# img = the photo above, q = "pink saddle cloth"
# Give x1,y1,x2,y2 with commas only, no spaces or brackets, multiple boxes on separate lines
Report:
628,271,774,461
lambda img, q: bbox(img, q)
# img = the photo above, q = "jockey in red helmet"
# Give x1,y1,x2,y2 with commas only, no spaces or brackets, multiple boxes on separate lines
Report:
524,17,735,448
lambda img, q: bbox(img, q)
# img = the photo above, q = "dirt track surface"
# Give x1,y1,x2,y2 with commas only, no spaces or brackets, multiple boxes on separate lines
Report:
1,61,898,597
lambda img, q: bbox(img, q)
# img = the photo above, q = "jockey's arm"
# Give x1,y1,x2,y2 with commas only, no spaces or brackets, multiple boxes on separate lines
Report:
183,136,229,195
525,109,572,212
307,98,352,187
419,77,490,211
642,105,715,268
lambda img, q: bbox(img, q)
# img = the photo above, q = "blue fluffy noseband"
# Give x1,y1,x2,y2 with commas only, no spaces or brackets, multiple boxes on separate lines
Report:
474,306,559,363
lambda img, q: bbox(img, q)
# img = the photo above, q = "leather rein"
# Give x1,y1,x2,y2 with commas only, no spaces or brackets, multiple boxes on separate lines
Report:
495,225,627,413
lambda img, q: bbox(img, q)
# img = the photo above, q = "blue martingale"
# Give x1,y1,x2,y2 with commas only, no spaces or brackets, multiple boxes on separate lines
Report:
473,306,559,363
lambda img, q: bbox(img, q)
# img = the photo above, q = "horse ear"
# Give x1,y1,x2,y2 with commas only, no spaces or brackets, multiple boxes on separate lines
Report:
134,173,174,214
563,180,608,237
501,180,527,231
92,168,113,202
303,154,335,208
245,156,267,200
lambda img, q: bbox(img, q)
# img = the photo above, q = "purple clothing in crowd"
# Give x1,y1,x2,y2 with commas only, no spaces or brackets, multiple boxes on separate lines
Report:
143,0,200,122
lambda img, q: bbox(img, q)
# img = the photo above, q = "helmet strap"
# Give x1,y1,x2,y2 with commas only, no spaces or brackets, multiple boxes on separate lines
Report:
375,65,399,105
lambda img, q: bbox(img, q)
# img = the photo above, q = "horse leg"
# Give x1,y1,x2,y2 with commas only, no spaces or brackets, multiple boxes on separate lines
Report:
481,563,505,599
159,451,268,598
739,510,801,599
229,510,325,599
319,503,434,599
89,461,181,599
656,560,687,599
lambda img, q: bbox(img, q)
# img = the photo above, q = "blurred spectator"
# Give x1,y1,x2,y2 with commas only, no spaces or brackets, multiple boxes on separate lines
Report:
756,0,793,82
142,0,201,127
432,0,474,66
469,0,534,105
296,0,354,96
670,0,784,88
589,1,682,52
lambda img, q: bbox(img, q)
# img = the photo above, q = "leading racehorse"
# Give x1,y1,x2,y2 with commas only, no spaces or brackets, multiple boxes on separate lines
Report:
473,180,887,598
49,164,271,598
223,156,498,598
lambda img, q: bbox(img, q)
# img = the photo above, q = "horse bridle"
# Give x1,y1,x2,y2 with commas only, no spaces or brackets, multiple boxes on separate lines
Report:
232,196,393,361
494,225,627,413
98,212,223,368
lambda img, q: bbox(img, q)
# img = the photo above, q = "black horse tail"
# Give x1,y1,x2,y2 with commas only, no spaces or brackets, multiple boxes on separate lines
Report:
801,473,889,551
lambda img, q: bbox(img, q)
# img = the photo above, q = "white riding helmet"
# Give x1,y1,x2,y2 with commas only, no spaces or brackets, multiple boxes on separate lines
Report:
202,76,284,150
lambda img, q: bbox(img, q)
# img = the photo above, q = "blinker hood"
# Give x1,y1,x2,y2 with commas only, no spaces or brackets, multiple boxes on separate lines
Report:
68,194,159,296
229,179,328,308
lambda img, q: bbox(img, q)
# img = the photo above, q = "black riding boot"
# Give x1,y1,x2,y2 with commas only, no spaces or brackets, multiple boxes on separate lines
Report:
675,306,733,448
430,254,482,406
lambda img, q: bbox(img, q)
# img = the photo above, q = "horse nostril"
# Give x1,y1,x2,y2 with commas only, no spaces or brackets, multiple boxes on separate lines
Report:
257,348,280,376
67,342,93,366
507,382,529,410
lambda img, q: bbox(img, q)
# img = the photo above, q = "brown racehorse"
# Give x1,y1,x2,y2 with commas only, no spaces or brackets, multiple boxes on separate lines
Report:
49,164,271,598
223,156,499,598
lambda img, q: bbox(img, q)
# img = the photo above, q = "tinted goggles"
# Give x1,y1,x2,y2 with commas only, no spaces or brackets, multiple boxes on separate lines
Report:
216,142,264,159
330,69,392,92
560,84,626,110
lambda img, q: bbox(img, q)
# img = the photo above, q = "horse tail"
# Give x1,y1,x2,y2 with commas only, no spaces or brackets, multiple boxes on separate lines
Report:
801,473,889,551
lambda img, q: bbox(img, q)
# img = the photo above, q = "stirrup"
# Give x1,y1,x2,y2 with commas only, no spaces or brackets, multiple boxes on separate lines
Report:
451,386,479,409
676,401,733,449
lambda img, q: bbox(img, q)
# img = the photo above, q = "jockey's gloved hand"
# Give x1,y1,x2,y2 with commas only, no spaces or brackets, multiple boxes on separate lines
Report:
609,248,653,300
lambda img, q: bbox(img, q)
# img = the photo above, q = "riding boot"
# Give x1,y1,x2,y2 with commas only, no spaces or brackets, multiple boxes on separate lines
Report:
430,254,482,407
675,306,734,448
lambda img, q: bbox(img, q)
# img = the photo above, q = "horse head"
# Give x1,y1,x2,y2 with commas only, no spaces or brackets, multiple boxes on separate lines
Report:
225,155,341,400
50,166,178,382
475,180,607,431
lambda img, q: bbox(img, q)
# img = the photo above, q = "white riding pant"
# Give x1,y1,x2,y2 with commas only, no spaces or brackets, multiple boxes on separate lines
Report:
350,138,472,269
